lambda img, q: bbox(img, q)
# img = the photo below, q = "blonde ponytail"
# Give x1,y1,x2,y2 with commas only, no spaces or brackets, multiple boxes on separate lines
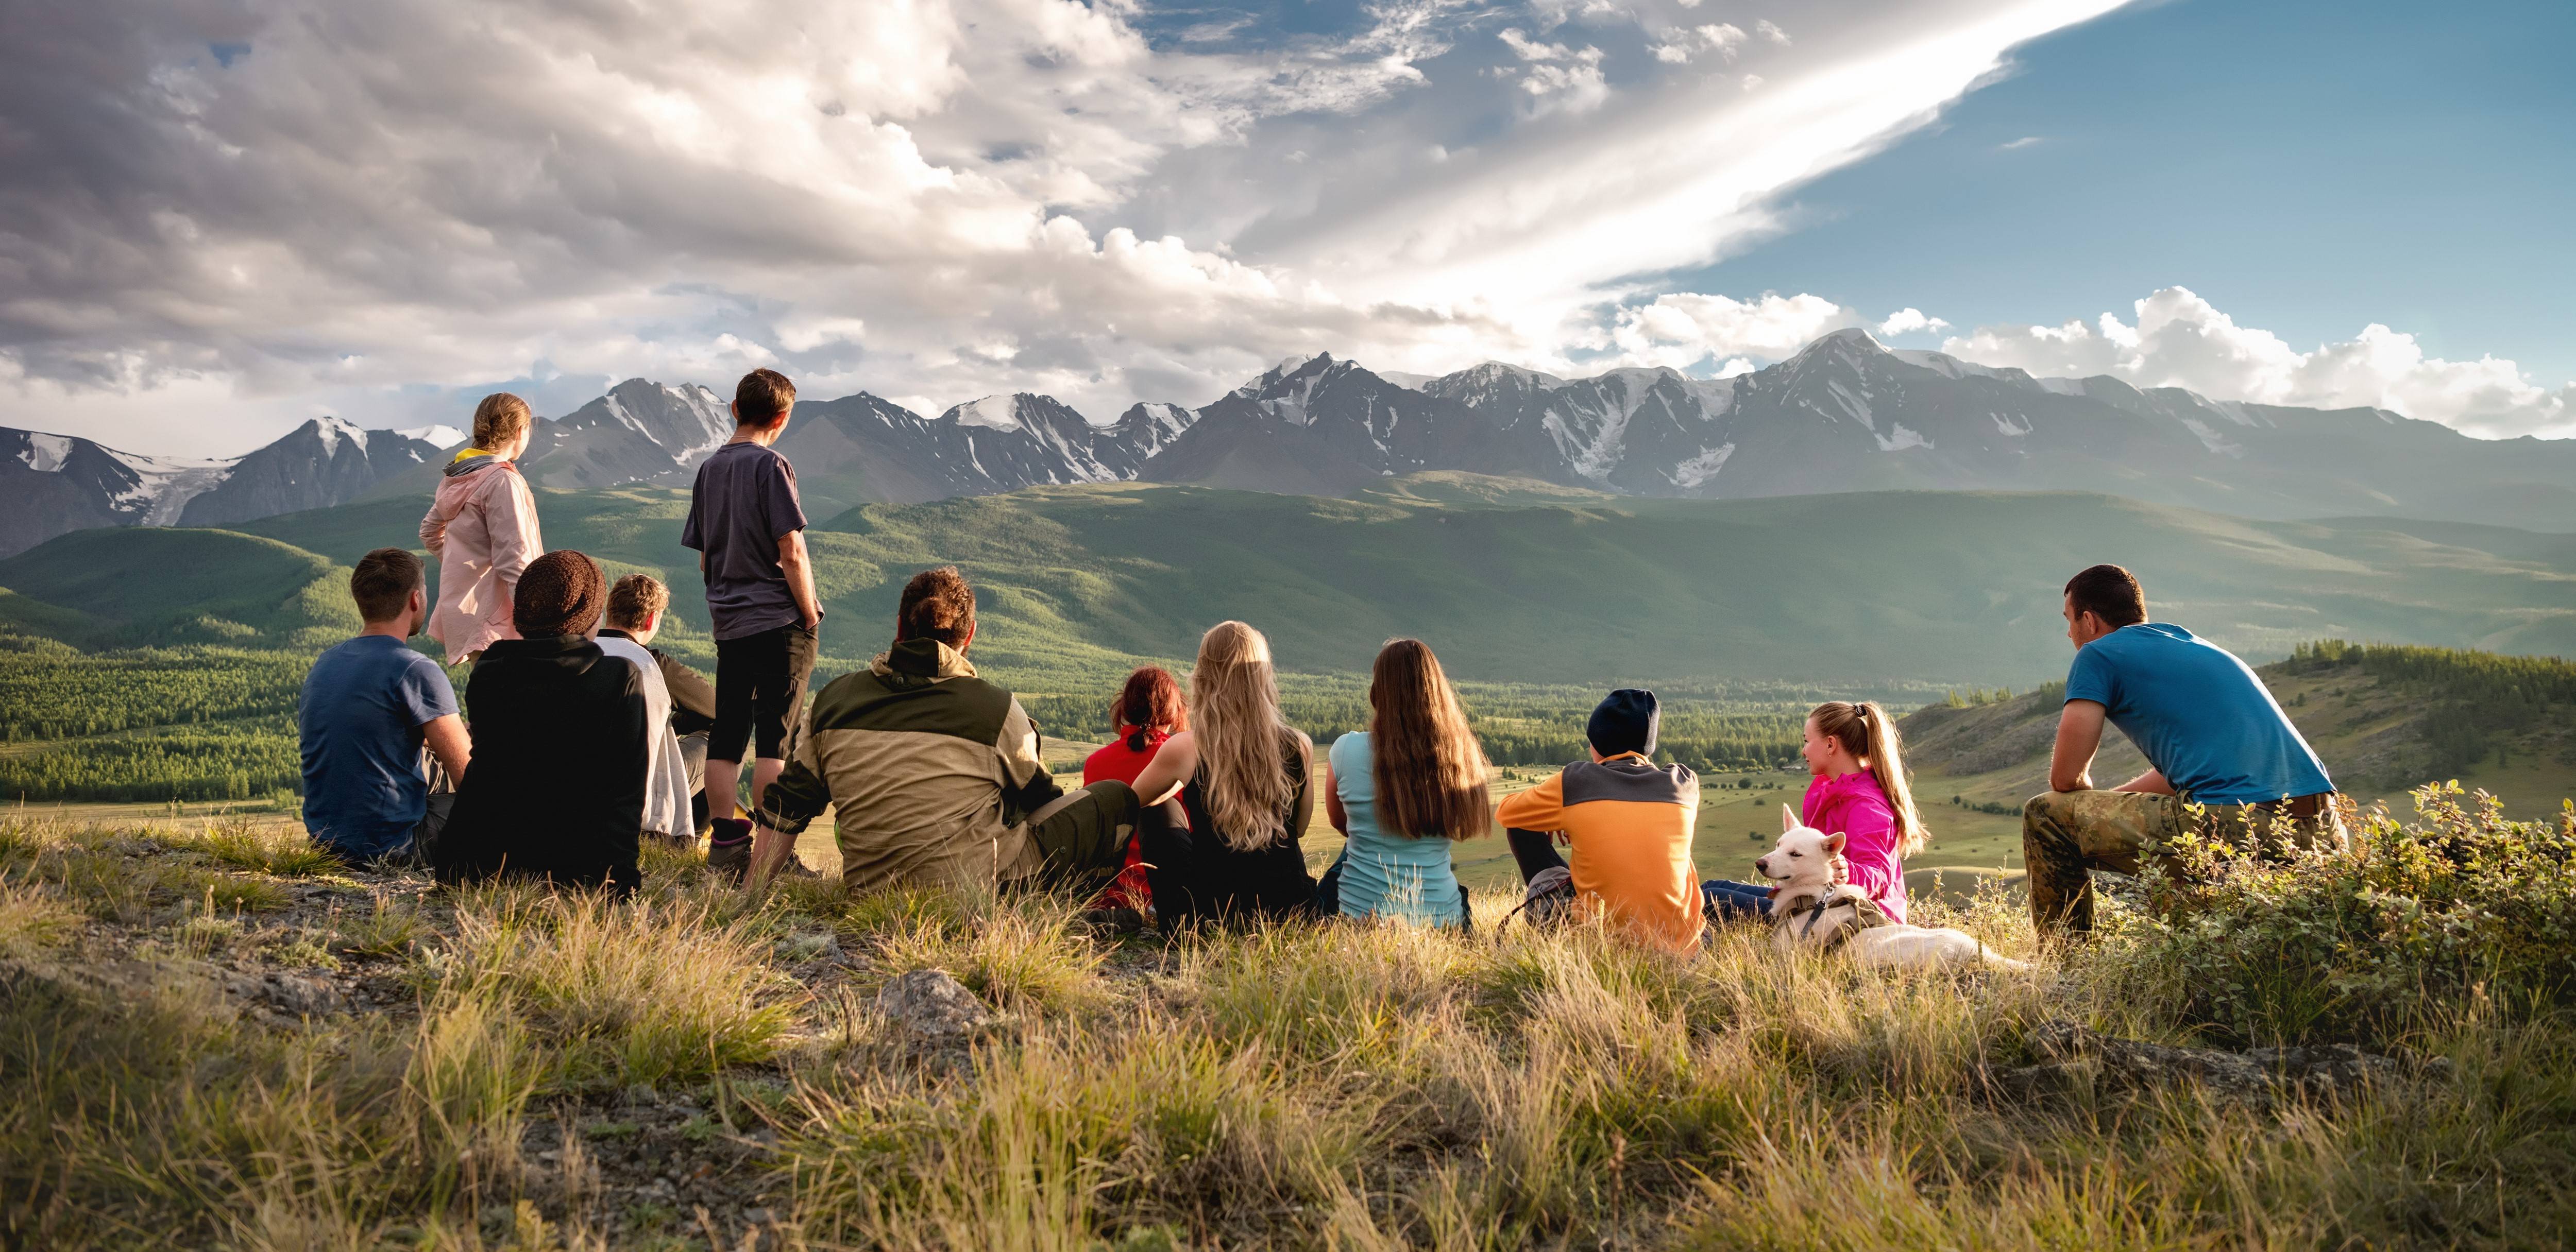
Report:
1810,700,1929,856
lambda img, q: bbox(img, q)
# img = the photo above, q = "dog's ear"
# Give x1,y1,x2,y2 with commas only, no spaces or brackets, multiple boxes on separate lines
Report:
1780,803,1798,833
1823,831,1848,855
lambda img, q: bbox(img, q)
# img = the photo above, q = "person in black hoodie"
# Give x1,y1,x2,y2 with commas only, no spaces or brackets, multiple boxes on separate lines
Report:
434,550,651,895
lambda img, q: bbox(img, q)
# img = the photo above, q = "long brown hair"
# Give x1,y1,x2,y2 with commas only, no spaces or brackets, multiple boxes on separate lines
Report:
1189,622,1296,850
1810,700,1928,856
1110,665,1186,753
1367,639,1491,841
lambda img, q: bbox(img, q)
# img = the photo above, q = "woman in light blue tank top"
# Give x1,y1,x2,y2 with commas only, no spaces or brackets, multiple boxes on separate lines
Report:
1320,639,1488,928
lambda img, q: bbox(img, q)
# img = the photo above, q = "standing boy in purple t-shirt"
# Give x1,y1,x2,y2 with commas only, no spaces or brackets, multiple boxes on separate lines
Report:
681,368,825,880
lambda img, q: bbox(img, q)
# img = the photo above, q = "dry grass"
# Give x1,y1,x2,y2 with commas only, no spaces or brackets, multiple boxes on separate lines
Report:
1,811,2570,1249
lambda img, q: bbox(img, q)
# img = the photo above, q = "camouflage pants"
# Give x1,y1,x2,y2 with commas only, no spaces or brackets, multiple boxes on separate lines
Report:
2022,789,2346,937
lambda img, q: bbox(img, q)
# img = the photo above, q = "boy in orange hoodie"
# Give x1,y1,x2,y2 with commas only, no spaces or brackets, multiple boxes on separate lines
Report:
1496,689,1705,953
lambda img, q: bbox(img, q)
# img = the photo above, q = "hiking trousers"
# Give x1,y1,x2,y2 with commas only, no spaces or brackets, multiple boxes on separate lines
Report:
2022,788,2347,937
1008,780,1143,897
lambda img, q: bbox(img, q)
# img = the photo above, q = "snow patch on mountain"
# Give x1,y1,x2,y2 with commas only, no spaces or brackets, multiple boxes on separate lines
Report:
952,395,1025,432
2178,417,2245,456
1823,379,1876,428
1671,443,1735,489
1874,423,1933,452
16,433,74,472
123,456,234,524
398,424,467,448
1892,349,2004,381
312,417,369,455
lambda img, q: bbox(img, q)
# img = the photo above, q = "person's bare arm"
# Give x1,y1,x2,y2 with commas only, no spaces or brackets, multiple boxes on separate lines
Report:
421,714,471,781
1323,762,1349,836
1131,731,1196,808
2115,768,2175,795
1289,733,1317,838
2049,700,2108,793
777,530,822,630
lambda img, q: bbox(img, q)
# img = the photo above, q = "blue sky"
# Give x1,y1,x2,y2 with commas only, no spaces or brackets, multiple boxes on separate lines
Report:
1692,0,2576,383
4,0,2566,454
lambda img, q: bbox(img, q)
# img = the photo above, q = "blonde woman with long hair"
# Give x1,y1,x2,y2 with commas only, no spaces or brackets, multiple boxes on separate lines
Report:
1703,699,1928,923
1130,622,1317,925
1316,638,1488,928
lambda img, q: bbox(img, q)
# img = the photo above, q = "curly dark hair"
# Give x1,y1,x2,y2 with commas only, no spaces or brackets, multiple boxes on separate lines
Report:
896,565,975,647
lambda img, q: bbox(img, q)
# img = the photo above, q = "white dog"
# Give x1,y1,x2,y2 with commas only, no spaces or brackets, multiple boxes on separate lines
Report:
1755,805,2026,971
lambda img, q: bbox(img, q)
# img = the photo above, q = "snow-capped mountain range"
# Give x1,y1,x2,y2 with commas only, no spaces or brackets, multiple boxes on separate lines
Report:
1145,330,2576,527
1,418,449,557
10,329,2575,558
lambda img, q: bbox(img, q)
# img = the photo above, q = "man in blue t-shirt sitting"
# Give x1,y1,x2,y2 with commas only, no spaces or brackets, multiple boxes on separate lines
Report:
300,547,472,861
2023,563,2344,938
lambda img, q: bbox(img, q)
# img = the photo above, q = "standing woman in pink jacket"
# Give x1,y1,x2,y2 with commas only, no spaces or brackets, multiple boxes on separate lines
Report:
420,393,545,667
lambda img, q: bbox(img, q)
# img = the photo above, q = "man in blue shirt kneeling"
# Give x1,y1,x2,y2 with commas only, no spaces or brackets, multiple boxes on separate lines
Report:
2024,563,2345,940
300,547,473,862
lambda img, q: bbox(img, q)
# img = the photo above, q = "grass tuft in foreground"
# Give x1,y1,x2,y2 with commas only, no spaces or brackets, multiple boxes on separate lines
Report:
1,786,2571,1248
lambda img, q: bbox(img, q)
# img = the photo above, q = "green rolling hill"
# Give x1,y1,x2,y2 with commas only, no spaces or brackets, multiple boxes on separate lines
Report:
215,476,2576,690
4,477,2572,828
0,527,358,651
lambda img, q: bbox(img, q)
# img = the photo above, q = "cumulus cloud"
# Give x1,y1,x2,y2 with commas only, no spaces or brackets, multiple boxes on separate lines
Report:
1943,287,2575,438
0,0,2143,454
1496,28,1610,113
1651,23,1747,64
1875,307,1951,336
1608,291,1862,369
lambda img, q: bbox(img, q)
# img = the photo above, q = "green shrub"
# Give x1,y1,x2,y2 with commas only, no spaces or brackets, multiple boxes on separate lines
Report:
2100,783,2576,1045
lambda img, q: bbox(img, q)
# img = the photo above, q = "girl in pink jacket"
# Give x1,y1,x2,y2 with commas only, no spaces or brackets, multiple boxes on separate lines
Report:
1793,700,1926,921
1702,699,1929,923
420,393,545,664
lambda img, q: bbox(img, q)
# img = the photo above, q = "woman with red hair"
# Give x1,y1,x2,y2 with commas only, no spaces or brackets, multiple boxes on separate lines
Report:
1081,665,1187,913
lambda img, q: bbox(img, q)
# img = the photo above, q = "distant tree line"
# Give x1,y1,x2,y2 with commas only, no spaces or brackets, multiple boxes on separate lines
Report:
0,717,299,803
1025,684,1804,771
0,649,305,742
2285,640,2576,777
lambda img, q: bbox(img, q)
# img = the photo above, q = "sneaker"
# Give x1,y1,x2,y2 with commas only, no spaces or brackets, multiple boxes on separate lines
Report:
706,818,753,883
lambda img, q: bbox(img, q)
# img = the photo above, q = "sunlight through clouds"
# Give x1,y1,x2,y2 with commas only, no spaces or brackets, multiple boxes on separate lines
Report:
20,0,2528,457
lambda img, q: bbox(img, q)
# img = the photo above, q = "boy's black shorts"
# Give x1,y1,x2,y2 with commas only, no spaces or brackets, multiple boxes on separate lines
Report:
711,622,818,763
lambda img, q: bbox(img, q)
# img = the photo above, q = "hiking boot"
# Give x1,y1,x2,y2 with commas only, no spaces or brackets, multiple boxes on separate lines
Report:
774,852,823,880
706,818,753,883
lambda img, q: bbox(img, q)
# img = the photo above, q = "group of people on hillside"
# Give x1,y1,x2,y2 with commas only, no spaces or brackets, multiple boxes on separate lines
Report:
297,368,2348,946
300,370,826,891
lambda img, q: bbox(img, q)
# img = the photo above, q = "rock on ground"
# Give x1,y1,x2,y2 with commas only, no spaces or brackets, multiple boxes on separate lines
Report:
874,969,997,1040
